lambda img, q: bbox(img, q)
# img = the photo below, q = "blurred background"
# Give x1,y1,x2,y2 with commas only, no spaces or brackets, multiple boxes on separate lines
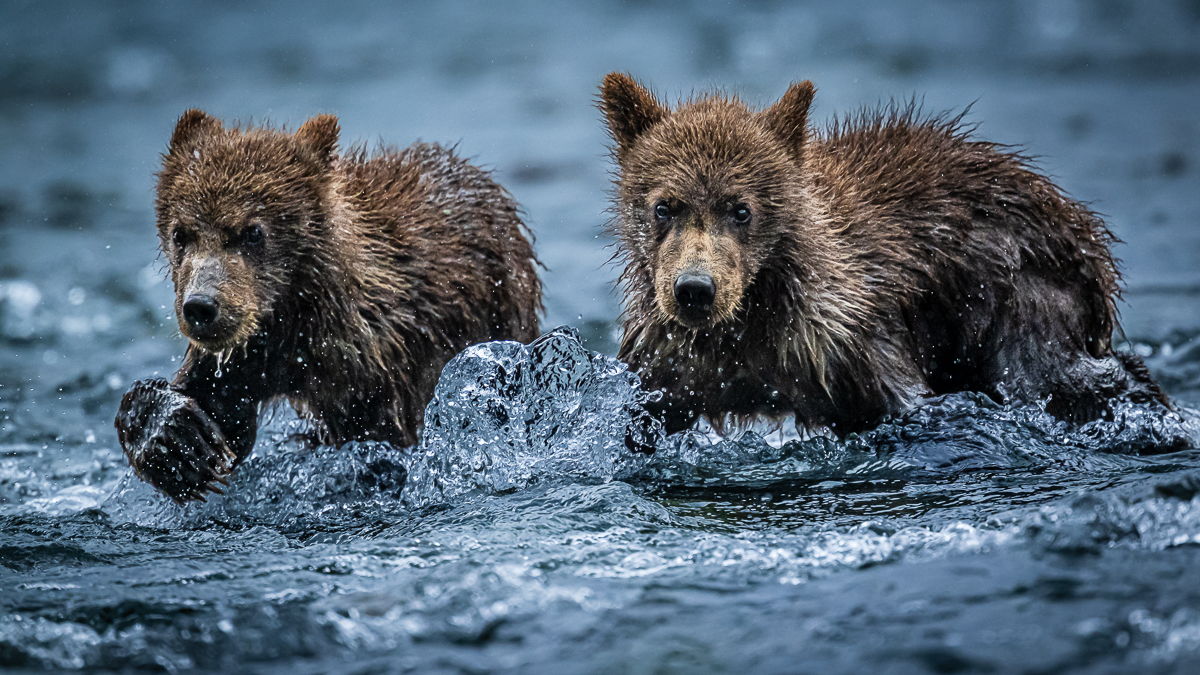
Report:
1,0,1199,443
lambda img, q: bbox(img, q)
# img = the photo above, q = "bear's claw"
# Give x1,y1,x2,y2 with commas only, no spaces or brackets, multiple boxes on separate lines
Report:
115,378,235,504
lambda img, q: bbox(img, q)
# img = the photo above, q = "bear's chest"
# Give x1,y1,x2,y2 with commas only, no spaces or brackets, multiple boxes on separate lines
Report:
713,373,794,417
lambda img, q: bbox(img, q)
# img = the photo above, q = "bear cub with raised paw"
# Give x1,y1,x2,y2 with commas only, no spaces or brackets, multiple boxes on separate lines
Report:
600,72,1169,438
116,111,542,503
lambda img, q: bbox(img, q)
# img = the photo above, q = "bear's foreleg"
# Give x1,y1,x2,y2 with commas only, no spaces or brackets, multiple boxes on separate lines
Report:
115,346,268,503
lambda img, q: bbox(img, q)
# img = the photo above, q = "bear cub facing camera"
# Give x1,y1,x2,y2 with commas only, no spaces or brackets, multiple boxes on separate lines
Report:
116,110,542,503
600,72,1169,438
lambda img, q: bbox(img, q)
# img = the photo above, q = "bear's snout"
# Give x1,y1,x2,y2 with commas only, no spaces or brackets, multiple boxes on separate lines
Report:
183,294,220,335
674,274,716,315
174,254,257,349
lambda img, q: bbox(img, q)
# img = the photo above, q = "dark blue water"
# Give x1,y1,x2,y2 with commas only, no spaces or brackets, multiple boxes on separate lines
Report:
3,1,1200,673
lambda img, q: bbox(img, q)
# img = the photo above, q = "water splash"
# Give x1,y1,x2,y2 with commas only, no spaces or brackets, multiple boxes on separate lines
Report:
399,326,1198,509
103,435,409,530
402,326,661,509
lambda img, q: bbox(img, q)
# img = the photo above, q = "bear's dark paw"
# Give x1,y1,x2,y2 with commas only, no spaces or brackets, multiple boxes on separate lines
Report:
115,378,235,504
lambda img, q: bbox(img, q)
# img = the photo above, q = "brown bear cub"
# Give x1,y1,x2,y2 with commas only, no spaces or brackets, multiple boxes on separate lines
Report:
116,110,542,503
600,72,1168,438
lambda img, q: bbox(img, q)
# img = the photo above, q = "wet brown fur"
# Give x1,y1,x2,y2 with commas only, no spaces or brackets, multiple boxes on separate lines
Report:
601,73,1168,437
118,110,541,500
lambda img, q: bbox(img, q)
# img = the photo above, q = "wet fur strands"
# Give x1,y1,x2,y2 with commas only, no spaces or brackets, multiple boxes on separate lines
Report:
600,72,1169,438
115,111,542,503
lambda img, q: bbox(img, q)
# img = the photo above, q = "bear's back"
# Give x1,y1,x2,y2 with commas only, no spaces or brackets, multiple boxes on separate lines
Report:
802,106,1123,401
807,106,1119,343
338,142,541,344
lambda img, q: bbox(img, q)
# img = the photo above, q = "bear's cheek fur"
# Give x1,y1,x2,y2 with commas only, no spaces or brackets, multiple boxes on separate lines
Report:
653,227,747,328
171,251,263,350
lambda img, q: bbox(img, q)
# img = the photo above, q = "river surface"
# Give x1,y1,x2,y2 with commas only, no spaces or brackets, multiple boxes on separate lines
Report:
3,1,1200,673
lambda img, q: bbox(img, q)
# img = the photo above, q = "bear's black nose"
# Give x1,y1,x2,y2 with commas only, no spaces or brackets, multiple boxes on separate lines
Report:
674,274,716,313
183,294,220,330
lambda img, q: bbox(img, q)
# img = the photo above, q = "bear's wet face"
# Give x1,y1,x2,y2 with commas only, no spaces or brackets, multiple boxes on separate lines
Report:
154,111,339,352
647,191,763,328
601,73,814,329
167,212,272,349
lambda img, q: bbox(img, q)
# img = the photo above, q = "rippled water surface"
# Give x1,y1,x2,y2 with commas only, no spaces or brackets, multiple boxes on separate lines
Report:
6,328,1200,674
3,1,1200,673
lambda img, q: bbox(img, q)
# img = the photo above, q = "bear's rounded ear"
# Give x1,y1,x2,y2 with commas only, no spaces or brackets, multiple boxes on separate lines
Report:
169,109,222,152
296,114,340,165
599,72,667,159
759,80,815,161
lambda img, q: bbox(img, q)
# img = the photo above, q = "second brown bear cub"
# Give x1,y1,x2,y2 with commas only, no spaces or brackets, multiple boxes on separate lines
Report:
601,72,1167,437
116,111,542,503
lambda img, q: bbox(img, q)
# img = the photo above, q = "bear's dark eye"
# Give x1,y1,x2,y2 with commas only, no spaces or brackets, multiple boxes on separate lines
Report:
732,204,752,225
172,228,187,252
653,201,671,223
243,224,265,247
